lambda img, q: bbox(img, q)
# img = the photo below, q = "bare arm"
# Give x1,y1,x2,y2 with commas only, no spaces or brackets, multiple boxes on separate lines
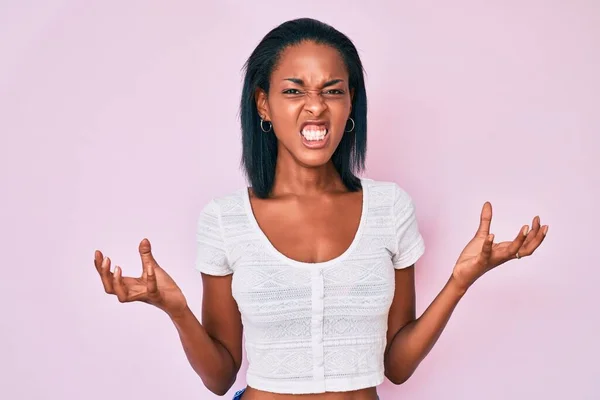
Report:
384,204,547,384
384,266,465,384
94,238,243,396
170,273,243,396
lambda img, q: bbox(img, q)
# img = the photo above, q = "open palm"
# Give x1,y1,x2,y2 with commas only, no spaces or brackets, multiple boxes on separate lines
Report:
452,202,548,290
94,238,187,316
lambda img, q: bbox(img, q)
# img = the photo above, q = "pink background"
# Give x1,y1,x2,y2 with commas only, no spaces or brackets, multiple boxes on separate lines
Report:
1,1,598,399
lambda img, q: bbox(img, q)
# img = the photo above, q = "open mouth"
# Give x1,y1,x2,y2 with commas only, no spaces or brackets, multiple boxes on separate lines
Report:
300,126,329,141
299,121,330,143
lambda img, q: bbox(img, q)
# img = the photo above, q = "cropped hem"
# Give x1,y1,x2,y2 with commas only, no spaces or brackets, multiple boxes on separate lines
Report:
245,371,384,394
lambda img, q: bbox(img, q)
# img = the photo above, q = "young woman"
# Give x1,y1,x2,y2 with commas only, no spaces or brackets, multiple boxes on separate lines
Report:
93,18,548,400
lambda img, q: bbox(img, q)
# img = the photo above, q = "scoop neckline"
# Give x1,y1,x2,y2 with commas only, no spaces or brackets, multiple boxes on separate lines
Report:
242,178,369,269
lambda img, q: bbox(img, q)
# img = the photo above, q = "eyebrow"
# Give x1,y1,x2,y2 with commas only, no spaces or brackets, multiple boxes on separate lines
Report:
283,78,345,88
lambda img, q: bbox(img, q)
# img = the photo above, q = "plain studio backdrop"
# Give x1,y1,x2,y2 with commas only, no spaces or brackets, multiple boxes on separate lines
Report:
1,1,598,399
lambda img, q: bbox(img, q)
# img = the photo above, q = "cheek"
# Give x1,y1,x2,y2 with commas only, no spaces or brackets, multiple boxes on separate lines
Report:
269,100,302,119
330,100,352,129
270,101,303,127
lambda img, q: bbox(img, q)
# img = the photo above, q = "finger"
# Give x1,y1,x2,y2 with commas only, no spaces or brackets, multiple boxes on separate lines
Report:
139,238,158,276
113,266,129,302
532,215,541,231
507,225,529,258
94,250,104,273
99,256,115,294
476,234,494,265
522,216,541,247
519,224,549,257
475,202,493,238
146,262,159,295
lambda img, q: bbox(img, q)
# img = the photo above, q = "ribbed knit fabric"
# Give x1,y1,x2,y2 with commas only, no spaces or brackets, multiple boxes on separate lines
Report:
195,178,425,394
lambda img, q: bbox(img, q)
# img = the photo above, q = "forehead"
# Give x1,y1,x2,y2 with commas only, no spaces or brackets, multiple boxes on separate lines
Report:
271,41,348,82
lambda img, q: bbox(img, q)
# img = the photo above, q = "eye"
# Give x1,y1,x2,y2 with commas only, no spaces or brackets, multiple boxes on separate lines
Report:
323,89,345,95
282,89,303,95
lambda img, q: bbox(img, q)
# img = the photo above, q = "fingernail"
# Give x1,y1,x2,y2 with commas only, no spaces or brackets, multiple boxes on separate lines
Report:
543,226,548,235
523,226,529,235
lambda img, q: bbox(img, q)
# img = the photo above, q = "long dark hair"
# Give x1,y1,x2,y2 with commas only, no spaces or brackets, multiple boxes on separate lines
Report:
240,18,368,198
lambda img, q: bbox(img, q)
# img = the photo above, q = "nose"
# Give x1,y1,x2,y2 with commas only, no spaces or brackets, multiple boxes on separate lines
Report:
303,90,327,116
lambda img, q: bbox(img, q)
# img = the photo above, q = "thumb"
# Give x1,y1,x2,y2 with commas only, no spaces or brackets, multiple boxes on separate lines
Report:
476,234,494,266
139,238,158,273
475,202,493,238
146,261,158,294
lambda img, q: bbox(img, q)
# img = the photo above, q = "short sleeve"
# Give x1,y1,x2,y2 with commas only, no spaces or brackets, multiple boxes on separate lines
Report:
195,200,233,276
391,184,425,269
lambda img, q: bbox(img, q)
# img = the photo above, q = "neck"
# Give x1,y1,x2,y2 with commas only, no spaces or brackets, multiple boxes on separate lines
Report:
271,154,344,197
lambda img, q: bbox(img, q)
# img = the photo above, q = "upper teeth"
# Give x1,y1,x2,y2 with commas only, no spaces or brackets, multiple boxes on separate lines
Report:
301,126,327,141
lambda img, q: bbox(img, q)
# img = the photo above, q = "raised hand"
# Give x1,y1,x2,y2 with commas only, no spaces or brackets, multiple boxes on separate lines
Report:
94,238,188,317
451,202,548,291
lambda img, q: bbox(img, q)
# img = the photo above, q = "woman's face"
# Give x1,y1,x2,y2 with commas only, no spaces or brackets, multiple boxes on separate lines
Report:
256,41,353,168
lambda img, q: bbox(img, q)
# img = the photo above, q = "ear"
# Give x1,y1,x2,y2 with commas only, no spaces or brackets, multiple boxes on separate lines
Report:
255,88,271,121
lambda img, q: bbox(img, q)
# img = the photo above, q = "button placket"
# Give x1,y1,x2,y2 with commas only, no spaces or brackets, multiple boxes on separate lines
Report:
311,268,326,384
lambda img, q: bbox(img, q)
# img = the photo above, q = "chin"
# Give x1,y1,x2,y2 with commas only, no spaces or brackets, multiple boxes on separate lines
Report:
277,134,341,168
294,150,336,168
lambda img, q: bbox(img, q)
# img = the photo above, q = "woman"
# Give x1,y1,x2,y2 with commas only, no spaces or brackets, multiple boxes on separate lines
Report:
93,18,548,399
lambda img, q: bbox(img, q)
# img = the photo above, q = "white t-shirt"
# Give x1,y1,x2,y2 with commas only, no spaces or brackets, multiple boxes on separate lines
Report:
195,178,425,394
